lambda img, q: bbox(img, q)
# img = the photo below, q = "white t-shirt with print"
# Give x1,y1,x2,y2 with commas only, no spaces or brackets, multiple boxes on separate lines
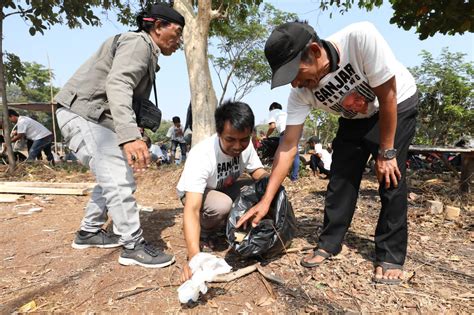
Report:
286,22,417,125
16,116,52,141
268,109,287,134
166,125,185,143
177,134,263,196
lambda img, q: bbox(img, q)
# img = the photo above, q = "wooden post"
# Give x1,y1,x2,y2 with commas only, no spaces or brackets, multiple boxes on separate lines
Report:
47,55,59,155
0,14,16,172
460,152,473,194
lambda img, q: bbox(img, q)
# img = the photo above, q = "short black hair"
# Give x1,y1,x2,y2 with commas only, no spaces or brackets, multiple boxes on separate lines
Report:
142,135,151,148
269,102,282,111
8,109,19,117
172,116,180,123
307,136,321,144
215,100,254,134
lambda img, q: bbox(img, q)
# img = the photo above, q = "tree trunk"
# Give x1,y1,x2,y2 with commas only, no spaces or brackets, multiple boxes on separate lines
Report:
174,0,217,146
0,13,16,171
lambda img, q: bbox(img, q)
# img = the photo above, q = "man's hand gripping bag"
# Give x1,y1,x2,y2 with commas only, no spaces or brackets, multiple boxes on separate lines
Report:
226,177,297,258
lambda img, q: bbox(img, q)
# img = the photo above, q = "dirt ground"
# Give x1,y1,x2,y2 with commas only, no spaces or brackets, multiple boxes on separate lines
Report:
0,163,473,313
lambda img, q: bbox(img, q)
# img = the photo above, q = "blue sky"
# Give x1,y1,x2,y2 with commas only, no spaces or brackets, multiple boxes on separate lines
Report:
4,0,473,125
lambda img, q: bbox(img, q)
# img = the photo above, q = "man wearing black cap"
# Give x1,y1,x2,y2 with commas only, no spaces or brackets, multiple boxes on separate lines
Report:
237,21,418,284
54,3,185,268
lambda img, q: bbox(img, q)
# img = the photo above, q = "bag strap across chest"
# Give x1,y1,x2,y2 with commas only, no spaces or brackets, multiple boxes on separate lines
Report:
111,34,159,108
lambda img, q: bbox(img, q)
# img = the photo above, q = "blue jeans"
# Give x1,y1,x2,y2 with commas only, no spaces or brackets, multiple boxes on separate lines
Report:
28,135,54,163
279,132,299,181
170,140,187,162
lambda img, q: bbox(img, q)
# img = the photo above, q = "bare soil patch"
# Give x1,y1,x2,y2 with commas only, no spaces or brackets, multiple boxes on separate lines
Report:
0,163,472,313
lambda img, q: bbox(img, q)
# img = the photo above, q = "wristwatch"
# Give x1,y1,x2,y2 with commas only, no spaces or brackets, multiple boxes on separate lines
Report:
378,148,397,159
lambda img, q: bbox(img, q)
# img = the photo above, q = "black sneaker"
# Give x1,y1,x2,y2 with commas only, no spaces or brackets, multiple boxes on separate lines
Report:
118,240,175,268
71,229,121,249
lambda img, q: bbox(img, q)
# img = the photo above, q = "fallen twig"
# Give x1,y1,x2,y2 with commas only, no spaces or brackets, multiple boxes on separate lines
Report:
285,246,314,253
407,254,474,281
256,264,286,285
258,273,276,299
115,287,157,301
115,283,179,301
272,225,313,304
212,263,258,282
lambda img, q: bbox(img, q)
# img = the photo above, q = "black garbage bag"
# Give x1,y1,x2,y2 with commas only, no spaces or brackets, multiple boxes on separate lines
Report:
226,177,297,258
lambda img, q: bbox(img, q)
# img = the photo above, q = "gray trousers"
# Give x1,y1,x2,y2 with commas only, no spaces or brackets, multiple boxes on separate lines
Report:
56,107,142,247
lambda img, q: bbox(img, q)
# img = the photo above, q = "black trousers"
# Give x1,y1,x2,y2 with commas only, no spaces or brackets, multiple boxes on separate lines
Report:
310,154,330,176
318,97,418,266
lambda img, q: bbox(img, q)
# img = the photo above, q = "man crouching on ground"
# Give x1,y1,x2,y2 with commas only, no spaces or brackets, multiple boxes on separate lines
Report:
177,101,268,282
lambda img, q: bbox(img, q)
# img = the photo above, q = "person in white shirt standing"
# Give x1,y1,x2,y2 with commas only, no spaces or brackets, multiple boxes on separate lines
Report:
8,109,54,164
237,21,418,285
266,102,300,181
166,116,187,164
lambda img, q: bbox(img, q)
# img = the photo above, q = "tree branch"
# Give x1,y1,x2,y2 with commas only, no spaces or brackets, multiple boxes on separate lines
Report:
4,8,34,19
210,1,227,20
173,0,196,22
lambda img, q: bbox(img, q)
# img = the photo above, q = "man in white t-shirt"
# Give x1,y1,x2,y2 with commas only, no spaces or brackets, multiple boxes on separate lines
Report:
266,102,300,181
307,136,331,177
177,100,268,282
8,109,54,164
166,116,187,164
237,21,418,284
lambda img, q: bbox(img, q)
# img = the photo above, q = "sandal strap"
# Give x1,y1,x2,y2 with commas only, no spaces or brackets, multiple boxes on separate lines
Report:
375,261,403,273
313,248,331,259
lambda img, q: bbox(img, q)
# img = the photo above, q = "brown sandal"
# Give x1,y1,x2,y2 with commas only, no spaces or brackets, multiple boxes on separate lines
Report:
373,262,403,285
300,249,331,268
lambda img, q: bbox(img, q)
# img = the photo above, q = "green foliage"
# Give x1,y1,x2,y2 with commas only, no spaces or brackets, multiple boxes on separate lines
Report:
209,3,297,104
6,61,60,132
317,0,473,39
389,0,473,39
57,161,89,173
409,48,474,145
318,0,383,13
3,53,26,89
145,119,173,143
7,62,59,103
305,109,338,145
2,0,135,35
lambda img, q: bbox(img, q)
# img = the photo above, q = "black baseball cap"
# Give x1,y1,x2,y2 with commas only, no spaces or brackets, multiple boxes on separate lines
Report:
264,22,318,89
148,3,185,27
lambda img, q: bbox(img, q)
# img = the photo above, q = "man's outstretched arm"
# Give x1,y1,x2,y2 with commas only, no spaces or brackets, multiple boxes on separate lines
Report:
237,124,303,228
181,192,203,282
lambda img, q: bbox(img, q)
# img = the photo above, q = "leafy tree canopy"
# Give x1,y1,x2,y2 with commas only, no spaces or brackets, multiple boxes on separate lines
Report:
2,0,136,35
3,53,26,88
409,48,473,145
6,62,59,103
209,3,297,104
145,119,173,144
5,61,60,132
305,109,338,146
318,0,473,39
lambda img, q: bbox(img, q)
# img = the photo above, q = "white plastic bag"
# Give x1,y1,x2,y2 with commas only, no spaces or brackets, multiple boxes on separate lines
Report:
177,253,231,303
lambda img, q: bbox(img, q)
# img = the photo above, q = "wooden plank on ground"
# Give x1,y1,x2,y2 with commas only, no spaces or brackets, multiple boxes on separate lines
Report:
409,145,474,153
0,186,88,195
0,182,95,189
0,194,25,203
